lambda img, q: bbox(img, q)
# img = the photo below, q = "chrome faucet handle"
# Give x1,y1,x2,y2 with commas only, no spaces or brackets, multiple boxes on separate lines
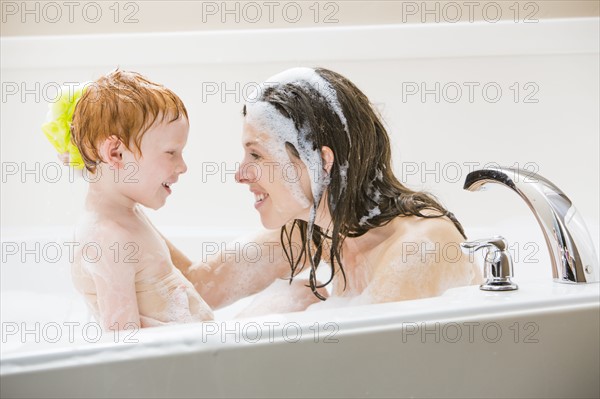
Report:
461,236,518,291
461,236,508,252
464,167,598,284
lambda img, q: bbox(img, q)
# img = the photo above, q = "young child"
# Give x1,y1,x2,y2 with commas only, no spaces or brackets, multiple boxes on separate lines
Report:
42,70,213,330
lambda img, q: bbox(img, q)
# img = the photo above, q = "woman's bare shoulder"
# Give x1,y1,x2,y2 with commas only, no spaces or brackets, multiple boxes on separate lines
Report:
385,214,465,253
360,215,478,302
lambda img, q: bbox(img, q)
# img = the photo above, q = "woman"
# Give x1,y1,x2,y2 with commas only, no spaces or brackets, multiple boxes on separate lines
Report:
178,67,481,314
235,67,481,309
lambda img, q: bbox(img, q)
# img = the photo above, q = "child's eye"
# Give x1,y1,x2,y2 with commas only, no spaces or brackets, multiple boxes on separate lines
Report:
166,151,175,155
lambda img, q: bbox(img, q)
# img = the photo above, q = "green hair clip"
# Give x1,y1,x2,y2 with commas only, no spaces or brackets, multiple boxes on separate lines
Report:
41,83,88,170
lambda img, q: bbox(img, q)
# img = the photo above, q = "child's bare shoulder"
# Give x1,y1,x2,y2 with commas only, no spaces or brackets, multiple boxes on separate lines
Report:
75,213,146,268
77,213,131,243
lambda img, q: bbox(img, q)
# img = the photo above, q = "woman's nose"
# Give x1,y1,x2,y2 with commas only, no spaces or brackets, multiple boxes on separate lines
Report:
235,161,256,184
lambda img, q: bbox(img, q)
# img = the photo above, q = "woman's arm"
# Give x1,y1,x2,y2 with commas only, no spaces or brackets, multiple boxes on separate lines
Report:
189,221,334,309
141,211,291,308
234,278,329,318
138,207,317,310
185,229,292,309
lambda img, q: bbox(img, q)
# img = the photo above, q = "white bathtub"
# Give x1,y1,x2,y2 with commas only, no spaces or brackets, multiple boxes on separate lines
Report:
1,217,599,398
2,17,599,398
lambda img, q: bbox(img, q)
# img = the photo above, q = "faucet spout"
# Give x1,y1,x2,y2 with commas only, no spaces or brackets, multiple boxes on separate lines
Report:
464,167,598,284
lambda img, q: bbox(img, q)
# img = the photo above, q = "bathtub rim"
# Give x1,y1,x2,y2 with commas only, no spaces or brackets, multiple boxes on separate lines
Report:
1,278,598,377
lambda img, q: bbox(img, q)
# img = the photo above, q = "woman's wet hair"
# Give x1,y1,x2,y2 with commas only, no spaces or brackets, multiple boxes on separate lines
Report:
243,67,466,299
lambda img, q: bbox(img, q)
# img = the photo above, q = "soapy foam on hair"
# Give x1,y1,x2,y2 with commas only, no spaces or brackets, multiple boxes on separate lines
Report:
245,101,313,210
339,161,349,193
248,67,349,140
245,101,327,209
364,168,384,208
359,206,381,226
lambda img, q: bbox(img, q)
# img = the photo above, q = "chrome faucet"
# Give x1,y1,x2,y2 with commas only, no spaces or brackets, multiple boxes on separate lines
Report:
464,167,599,284
461,236,519,291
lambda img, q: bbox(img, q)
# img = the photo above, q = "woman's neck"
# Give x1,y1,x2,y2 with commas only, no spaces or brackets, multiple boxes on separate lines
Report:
343,219,399,260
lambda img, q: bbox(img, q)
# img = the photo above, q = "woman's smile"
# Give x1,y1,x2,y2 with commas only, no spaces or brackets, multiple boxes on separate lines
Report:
251,187,270,209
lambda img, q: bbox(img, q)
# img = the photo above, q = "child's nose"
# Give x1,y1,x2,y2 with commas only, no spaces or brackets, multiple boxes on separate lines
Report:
178,158,188,174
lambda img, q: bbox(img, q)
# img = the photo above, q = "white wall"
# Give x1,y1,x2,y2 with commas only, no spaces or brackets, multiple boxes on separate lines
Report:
2,0,598,36
1,19,599,238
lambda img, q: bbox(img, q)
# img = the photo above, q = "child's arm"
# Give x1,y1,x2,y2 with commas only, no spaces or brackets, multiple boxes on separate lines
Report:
162,235,193,272
135,207,192,272
90,261,141,330
85,228,142,331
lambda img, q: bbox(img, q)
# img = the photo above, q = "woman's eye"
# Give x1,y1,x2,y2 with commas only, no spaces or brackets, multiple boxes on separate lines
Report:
250,153,261,160
166,151,175,155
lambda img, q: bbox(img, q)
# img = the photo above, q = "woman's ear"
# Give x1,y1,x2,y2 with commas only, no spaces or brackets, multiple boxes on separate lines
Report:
99,135,124,169
321,146,335,174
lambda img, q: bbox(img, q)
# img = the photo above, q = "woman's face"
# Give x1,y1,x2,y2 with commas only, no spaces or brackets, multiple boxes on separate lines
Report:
235,120,314,229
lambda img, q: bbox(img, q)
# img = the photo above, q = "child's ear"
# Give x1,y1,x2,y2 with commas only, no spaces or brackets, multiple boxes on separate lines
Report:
321,146,335,174
99,135,125,168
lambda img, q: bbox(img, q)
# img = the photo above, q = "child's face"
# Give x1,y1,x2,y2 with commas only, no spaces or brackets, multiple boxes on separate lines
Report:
235,120,313,229
121,116,189,210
